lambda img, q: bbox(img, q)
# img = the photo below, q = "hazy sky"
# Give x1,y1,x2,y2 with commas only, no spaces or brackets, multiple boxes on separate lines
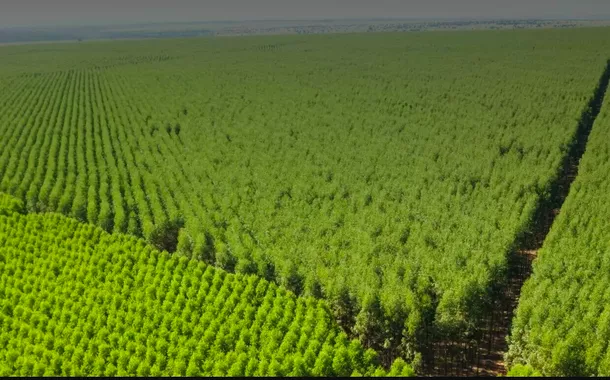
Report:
1,0,610,28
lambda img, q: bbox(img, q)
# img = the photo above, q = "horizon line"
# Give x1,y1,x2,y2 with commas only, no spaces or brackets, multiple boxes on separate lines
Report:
3,16,610,30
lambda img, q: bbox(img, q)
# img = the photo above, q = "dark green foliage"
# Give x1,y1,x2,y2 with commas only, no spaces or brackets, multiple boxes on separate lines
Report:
146,216,185,252
279,263,304,296
0,193,24,215
331,287,357,331
214,241,237,271
353,293,385,351
507,85,610,376
176,228,193,255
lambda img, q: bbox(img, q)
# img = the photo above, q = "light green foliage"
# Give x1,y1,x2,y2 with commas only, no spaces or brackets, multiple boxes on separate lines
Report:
388,358,416,377
507,82,610,376
0,29,610,353
507,364,542,377
0,206,404,376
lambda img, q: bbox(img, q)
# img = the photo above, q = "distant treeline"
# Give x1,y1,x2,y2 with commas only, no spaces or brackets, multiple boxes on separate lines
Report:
0,26,214,44
1,19,609,44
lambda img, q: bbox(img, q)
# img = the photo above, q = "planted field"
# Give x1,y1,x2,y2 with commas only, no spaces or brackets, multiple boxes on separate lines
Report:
1,28,610,375
507,71,610,376
0,193,412,376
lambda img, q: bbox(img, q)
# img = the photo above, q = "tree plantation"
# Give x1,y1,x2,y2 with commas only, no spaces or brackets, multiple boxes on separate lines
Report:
1,27,610,376
0,194,414,376
507,69,610,376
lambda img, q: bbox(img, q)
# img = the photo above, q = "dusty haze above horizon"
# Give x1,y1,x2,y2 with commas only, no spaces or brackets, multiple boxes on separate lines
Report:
1,0,610,28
